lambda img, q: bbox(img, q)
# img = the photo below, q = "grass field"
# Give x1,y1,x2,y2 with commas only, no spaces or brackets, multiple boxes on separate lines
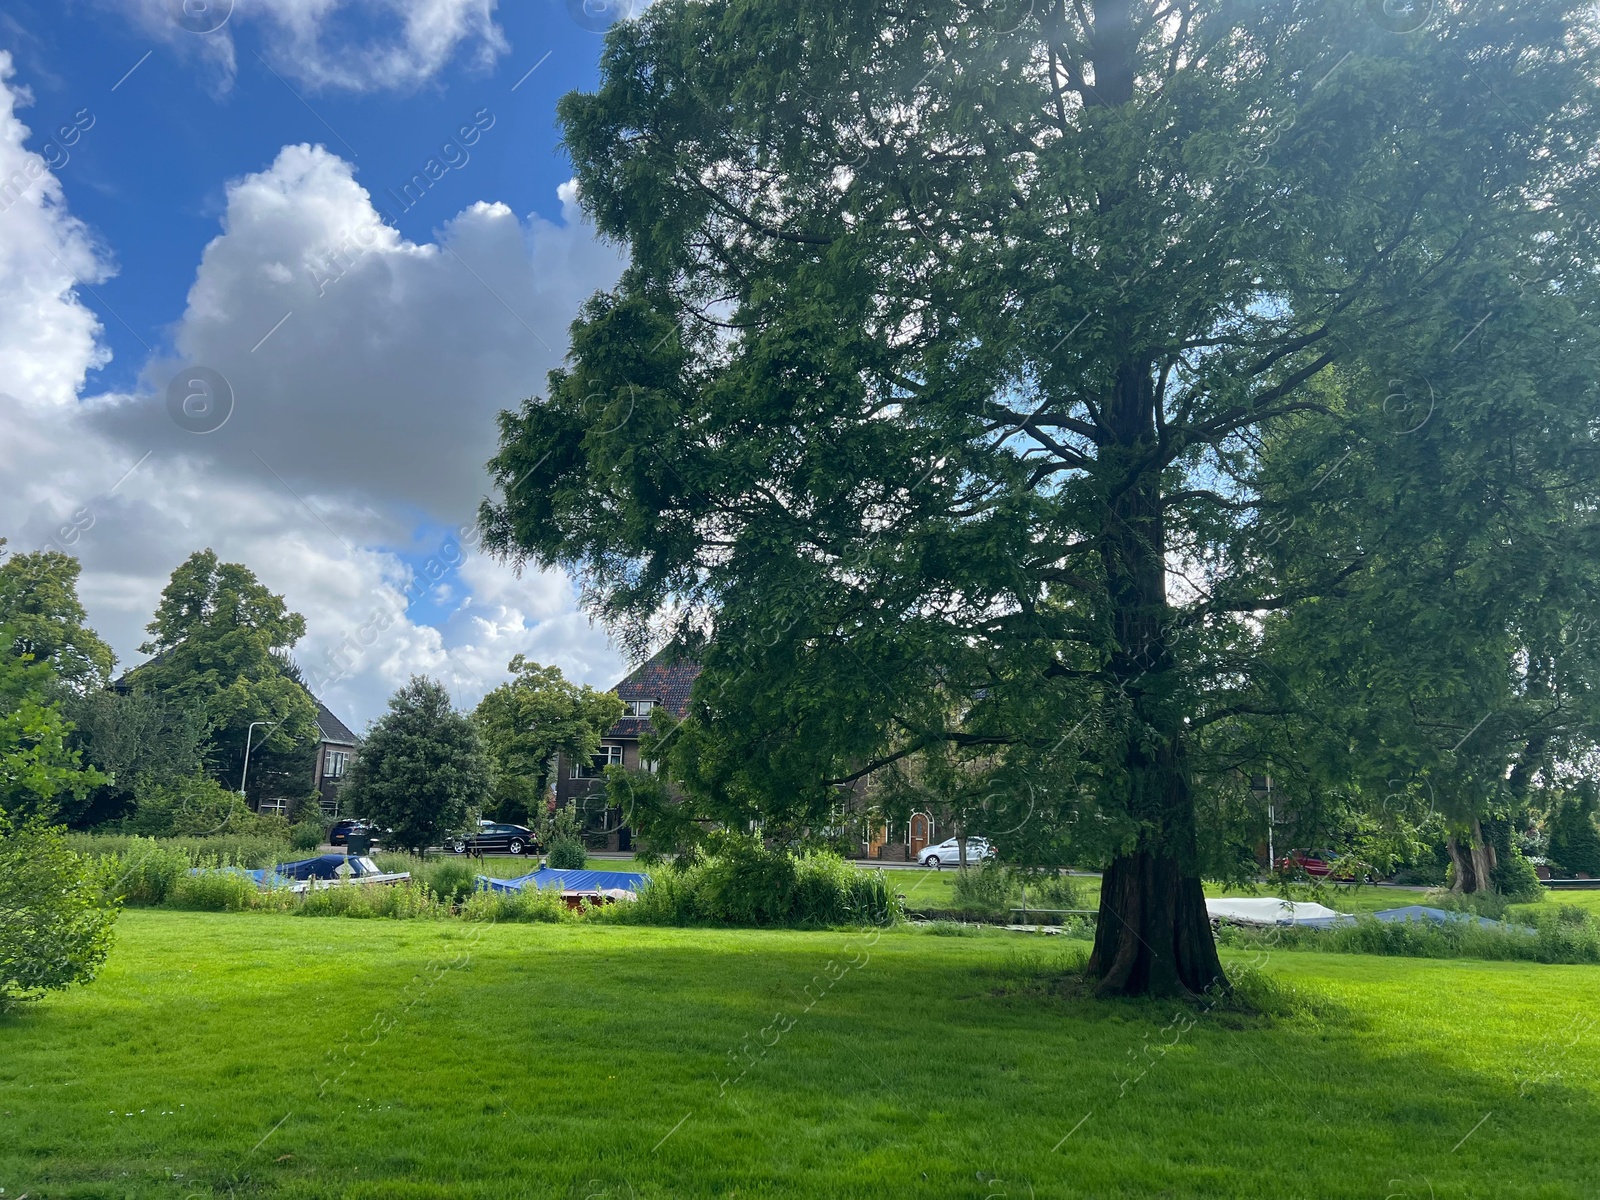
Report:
2,912,1597,1198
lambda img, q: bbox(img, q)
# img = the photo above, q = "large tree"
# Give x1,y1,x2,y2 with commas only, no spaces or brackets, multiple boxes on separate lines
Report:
481,0,1600,994
130,550,318,808
473,655,625,821
342,677,491,854
0,545,115,691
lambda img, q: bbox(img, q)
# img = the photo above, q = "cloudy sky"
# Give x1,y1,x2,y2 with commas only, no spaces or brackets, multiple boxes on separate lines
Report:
0,0,640,730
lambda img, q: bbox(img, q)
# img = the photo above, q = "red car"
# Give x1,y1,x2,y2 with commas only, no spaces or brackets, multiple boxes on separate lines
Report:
1280,848,1345,879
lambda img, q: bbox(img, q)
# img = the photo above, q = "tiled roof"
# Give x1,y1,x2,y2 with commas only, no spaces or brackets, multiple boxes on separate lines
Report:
115,649,357,746
605,650,701,737
315,698,358,745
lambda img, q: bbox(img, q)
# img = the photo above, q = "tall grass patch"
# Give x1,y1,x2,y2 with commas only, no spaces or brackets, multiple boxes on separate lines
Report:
608,842,899,928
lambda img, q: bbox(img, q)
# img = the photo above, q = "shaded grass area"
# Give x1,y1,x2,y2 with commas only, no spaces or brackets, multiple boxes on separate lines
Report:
2,913,1598,1198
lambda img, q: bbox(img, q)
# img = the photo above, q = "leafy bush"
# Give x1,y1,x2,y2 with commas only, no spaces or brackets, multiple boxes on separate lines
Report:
168,865,267,912
1491,850,1545,902
951,861,1012,910
290,816,328,852
548,838,587,870
0,817,120,1010
610,840,899,928
941,864,1085,918
118,776,285,838
93,839,193,905
422,860,478,906
1547,795,1600,877
1425,887,1513,921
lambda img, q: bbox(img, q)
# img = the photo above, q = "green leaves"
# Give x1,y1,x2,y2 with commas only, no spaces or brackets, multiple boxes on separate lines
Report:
472,655,624,820
482,0,1600,884
129,551,318,807
344,677,490,854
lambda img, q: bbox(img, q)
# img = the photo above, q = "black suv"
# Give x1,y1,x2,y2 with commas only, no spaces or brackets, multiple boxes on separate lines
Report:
449,823,539,856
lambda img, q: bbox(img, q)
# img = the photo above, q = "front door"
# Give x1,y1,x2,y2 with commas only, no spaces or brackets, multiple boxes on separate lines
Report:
909,813,930,858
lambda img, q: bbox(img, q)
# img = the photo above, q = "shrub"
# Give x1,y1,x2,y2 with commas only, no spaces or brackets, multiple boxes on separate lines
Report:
119,776,282,838
0,817,120,1011
548,838,587,870
609,840,900,928
422,860,479,906
951,861,1012,910
1491,850,1545,902
1547,796,1600,877
289,817,328,852
168,865,266,912
93,839,193,905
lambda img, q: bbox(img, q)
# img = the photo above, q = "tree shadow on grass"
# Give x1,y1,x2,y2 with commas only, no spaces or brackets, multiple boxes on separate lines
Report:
2,923,1598,1198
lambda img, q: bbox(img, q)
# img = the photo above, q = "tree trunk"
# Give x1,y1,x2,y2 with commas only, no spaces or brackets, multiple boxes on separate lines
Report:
1087,361,1226,998
1449,818,1499,893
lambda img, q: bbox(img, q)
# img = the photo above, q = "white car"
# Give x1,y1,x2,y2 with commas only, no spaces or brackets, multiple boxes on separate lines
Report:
918,837,996,869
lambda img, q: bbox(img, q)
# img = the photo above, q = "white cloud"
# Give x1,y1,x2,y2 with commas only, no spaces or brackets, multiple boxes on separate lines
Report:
0,51,111,409
98,143,625,519
117,0,507,93
0,58,630,726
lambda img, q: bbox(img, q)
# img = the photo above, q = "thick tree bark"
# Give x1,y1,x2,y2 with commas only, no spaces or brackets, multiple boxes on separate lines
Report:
1087,361,1226,997
1448,818,1499,893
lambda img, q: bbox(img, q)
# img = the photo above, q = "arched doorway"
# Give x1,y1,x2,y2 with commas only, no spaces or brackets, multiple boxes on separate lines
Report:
909,812,932,859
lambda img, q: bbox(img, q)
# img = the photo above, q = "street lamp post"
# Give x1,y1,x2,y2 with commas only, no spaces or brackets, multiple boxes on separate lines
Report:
239,720,270,797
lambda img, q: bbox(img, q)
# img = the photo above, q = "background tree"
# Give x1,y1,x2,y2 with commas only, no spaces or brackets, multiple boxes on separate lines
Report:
0,544,115,691
472,655,624,821
130,550,318,808
482,0,1600,994
59,690,210,828
342,676,490,854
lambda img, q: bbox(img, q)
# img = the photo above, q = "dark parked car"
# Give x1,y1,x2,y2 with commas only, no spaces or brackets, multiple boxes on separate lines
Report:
449,822,539,856
329,819,375,847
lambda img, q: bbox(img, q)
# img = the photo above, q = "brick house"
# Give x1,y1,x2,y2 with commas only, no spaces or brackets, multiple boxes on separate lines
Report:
309,697,358,814
554,651,701,851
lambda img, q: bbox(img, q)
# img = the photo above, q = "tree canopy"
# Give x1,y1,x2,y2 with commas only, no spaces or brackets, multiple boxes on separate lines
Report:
473,655,625,821
0,544,115,691
343,676,491,854
130,550,318,806
482,0,1600,994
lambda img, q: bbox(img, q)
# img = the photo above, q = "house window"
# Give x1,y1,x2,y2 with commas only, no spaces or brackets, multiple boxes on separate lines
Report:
573,743,624,779
324,750,349,779
259,798,288,816
624,699,656,717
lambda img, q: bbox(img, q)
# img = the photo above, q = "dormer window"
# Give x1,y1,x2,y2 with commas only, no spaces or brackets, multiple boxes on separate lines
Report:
624,699,657,717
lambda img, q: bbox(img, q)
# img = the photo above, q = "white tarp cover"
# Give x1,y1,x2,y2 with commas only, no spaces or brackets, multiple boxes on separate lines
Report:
1205,897,1349,926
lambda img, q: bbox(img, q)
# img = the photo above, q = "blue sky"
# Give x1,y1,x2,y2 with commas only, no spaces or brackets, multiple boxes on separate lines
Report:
0,0,638,728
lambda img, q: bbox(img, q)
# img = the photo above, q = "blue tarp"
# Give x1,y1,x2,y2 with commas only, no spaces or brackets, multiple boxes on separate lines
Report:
477,867,650,894
1371,905,1509,929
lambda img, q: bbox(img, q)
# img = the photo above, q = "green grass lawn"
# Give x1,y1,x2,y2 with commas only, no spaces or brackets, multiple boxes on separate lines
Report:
4,913,1597,1198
